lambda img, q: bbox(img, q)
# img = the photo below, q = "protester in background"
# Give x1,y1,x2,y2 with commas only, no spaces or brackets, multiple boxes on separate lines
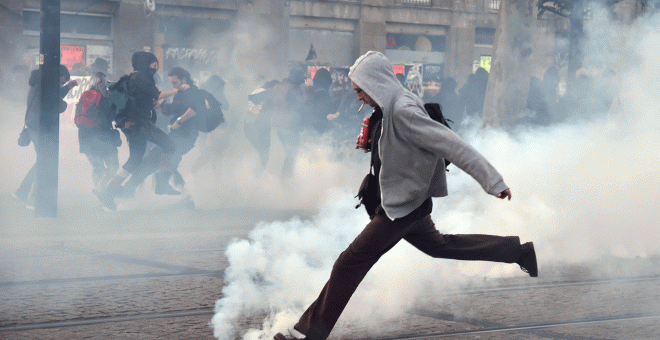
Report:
94,51,187,211
274,51,537,340
430,77,462,132
527,66,560,126
246,67,306,178
270,67,307,178
244,79,279,169
119,66,203,198
459,67,489,120
191,74,232,173
14,65,78,208
327,69,363,144
74,71,121,192
303,68,334,134
89,57,113,81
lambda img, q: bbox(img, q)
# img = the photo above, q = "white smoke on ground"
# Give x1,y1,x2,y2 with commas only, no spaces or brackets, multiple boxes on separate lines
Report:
210,10,660,340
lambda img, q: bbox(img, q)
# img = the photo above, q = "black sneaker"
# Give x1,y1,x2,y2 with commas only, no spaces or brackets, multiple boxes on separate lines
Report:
516,242,538,277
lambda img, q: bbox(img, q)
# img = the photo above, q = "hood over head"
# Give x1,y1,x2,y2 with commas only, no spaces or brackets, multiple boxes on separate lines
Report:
348,51,403,111
131,51,158,73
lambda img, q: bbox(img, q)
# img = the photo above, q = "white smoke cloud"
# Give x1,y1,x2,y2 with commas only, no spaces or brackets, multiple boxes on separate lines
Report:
210,9,660,340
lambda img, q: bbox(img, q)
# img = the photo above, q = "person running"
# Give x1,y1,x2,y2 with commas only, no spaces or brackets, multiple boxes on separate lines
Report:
274,51,538,340
74,71,121,192
94,51,188,210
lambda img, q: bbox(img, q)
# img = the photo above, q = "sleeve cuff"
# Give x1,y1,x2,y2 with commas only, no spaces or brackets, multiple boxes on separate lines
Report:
488,179,509,196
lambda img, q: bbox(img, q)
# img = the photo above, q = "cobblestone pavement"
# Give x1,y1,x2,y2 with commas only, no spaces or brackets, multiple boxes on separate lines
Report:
2,192,660,340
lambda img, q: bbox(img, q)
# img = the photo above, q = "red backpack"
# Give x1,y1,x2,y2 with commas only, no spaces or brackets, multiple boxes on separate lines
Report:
75,89,102,128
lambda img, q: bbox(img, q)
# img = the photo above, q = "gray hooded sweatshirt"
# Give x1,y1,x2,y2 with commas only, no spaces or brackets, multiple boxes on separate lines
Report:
348,51,508,219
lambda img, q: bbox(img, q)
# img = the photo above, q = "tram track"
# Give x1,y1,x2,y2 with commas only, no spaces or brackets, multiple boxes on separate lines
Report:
2,274,658,335
2,307,659,338
371,313,660,339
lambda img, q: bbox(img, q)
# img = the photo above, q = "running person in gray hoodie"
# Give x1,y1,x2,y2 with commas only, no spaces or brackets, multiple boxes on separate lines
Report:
274,51,538,340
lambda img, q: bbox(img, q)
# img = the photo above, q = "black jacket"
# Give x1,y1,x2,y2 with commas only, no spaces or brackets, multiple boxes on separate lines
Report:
124,51,161,125
163,84,203,139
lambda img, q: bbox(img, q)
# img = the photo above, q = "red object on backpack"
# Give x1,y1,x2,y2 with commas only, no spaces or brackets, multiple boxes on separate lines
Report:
75,90,102,128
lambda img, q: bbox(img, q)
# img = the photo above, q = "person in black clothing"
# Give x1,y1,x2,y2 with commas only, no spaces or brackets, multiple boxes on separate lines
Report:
429,77,463,133
303,68,334,134
119,66,202,197
15,65,78,208
95,51,188,210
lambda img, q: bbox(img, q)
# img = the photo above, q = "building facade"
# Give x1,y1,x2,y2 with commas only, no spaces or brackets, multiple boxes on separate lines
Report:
2,0,508,85
3,0,643,90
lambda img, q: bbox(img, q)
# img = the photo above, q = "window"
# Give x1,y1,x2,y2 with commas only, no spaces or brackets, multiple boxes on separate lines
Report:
487,0,501,11
23,10,112,37
475,28,496,45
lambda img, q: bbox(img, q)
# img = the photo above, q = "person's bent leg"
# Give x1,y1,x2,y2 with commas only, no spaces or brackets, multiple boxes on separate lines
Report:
403,216,522,263
294,214,424,340
120,147,163,198
95,126,147,210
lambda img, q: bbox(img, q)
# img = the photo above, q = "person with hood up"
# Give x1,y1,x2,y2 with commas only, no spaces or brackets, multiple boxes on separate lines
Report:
273,51,538,340
94,51,188,210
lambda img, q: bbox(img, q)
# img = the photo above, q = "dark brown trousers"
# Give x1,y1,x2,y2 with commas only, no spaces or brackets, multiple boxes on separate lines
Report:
294,213,522,340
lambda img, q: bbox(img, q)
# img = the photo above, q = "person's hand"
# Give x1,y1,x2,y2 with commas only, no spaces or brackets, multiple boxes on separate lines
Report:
497,189,512,200
327,112,340,121
153,98,166,109
66,80,79,88
305,78,313,87
171,121,180,130
179,84,190,91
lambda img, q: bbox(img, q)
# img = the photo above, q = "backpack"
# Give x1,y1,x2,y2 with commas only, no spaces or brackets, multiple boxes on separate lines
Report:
108,72,135,125
74,89,103,128
197,89,225,132
423,102,453,168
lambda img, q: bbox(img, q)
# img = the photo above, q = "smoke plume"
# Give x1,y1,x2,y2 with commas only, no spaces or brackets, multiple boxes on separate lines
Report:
210,9,660,340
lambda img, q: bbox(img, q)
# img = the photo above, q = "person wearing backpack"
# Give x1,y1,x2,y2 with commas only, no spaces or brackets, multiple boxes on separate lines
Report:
273,51,538,340
118,66,206,198
74,71,121,191
94,51,188,211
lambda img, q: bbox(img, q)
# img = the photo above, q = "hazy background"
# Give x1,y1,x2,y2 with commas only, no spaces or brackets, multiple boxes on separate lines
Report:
1,6,658,340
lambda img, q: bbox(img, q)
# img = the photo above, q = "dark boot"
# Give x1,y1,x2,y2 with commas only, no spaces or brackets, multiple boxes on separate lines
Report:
117,176,141,199
94,176,124,211
154,172,180,195
516,242,538,277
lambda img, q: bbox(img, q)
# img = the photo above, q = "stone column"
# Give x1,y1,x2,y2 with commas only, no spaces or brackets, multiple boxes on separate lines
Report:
356,1,387,57
482,0,537,128
445,0,477,87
